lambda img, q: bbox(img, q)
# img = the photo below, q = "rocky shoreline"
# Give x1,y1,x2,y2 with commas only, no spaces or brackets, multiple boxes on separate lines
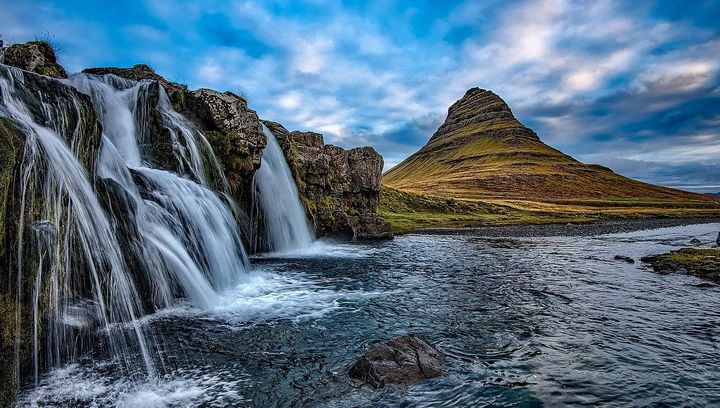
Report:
417,217,720,237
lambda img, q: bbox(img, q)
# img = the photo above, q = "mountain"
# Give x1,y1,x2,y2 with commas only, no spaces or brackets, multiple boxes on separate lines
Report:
380,88,718,232
384,88,711,202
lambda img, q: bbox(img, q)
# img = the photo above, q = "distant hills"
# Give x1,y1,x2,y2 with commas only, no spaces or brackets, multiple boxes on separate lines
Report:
379,88,718,232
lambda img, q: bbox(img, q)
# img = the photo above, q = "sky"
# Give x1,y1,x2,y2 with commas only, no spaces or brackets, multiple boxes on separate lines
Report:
1,0,719,193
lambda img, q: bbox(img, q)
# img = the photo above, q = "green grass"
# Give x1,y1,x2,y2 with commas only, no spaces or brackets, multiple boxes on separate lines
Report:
642,248,720,281
378,186,720,235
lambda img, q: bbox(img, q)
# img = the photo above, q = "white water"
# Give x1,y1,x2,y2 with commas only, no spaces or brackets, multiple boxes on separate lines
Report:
253,125,314,253
64,73,250,311
0,66,253,387
0,66,154,382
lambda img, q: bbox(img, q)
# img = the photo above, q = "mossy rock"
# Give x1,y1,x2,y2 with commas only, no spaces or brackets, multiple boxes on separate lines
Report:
3,41,67,78
642,248,720,282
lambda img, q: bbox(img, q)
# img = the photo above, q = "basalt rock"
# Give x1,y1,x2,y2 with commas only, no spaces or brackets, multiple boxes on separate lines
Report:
262,120,393,240
349,335,445,388
2,41,67,78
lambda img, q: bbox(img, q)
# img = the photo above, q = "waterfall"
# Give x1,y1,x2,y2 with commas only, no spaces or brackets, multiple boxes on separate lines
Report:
253,125,315,252
65,73,250,309
0,65,155,384
0,65,252,387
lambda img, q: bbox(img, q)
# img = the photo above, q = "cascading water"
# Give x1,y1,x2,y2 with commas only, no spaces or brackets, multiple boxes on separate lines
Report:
0,65,154,386
65,73,250,309
253,125,315,253
0,65,253,391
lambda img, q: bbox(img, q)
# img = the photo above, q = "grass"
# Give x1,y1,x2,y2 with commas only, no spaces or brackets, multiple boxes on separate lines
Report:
378,186,720,235
642,248,720,281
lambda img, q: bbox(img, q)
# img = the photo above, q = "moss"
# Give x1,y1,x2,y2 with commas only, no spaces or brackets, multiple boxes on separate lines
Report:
642,248,720,281
0,119,24,259
3,41,67,78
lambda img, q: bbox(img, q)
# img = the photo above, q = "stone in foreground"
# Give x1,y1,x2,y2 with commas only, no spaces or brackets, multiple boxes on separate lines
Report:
349,335,445,388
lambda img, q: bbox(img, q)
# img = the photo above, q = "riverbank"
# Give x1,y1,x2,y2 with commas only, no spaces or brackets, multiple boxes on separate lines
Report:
417,217,720,237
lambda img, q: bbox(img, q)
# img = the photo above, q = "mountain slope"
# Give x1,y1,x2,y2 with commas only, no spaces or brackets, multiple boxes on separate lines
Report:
383,88,712,202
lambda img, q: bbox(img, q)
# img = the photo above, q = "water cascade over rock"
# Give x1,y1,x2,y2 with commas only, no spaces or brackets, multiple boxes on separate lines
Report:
252,125,315,252
0,65,251,398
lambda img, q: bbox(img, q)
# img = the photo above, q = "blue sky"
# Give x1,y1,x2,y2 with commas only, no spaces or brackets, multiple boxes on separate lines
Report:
2,0,719,192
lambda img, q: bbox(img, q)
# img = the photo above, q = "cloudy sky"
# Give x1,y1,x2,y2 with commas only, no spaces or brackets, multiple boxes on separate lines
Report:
2,0,719,192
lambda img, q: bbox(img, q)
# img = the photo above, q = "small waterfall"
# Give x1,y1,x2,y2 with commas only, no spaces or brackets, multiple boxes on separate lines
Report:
0,65,252,388
253,125,314,252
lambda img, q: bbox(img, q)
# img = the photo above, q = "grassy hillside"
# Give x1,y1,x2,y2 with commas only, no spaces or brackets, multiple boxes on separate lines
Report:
380,88,719,232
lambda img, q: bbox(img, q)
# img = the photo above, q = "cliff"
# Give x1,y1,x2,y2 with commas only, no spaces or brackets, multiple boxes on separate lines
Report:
263,121,393,240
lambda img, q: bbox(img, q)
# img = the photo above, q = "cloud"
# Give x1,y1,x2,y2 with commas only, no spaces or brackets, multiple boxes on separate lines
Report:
2,0,719,192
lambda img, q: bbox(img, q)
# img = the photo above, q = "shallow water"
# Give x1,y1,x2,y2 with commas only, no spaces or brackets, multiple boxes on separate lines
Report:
18,222,720,407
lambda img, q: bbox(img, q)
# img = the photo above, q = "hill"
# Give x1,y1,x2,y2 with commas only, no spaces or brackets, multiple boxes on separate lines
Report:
380,88,719,232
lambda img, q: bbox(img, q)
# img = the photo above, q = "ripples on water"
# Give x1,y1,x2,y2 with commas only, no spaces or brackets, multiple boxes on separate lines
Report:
18,223,720,407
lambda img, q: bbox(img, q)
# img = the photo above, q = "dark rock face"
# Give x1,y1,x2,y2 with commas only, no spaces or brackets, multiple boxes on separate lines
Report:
2,41,68,78
428,87,541,145
349,335,445,388
82,65,266,203
263,121,393,240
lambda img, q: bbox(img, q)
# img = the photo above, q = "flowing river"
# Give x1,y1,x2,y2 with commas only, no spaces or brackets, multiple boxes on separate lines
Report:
17,221,720,407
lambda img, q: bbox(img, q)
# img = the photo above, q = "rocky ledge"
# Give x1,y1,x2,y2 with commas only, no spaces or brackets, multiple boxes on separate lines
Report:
263,120,393,240
349,335,445,388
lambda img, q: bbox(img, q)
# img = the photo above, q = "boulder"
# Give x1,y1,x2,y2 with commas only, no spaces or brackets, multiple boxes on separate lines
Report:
349,335,445,389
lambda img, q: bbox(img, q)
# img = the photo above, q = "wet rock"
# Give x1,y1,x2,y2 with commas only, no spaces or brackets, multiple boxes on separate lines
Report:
2,41,67,78
690,238,702,245
262,120,392,240
716,232,720,247
349,335,445,388
614,255,635,264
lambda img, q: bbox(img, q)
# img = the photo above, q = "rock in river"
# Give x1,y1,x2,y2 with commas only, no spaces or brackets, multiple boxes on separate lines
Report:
349,335,445,389
614,255,635,264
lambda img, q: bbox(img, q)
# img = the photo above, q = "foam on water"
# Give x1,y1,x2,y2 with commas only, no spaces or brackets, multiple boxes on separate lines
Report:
17,363,250,407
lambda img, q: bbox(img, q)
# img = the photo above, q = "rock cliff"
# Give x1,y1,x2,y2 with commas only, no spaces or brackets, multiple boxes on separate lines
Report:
263,121,393,240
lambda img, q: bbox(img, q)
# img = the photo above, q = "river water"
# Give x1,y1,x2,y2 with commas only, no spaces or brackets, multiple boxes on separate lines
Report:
18,222,720,407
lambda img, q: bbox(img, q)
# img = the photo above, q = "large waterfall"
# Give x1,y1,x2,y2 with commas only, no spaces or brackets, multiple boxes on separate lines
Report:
0,65,251,387
253,125,315,253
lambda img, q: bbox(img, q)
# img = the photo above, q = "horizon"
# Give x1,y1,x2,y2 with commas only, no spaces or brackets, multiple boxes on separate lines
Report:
2,0,719,193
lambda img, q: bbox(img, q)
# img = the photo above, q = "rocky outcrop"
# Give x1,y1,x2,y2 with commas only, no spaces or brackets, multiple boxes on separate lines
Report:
349,335,445,388
642,248,720,282
263,121,392,240
83,65,266,203
2,41,67,78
